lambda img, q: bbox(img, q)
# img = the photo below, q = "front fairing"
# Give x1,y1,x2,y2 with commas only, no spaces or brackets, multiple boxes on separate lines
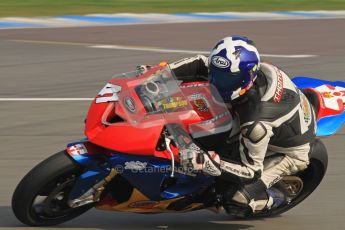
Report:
85,64,233,155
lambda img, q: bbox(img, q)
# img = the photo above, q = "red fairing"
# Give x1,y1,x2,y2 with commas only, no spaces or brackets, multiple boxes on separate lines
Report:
85,68,167,155
84,64,231,158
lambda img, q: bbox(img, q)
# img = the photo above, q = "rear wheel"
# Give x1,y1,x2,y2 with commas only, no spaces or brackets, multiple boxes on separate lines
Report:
12,151,93,226
253,157,326,218
226,140,328,218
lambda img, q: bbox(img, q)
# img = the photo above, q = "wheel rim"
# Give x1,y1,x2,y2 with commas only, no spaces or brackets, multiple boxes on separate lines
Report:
30,172,79,221
258,159,325,216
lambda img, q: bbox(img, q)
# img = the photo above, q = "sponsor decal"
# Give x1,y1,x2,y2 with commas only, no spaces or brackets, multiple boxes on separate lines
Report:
335,91,345,97
180,83,209,88
322,91,333,99
200,111,231,125
128,200,160,209
189,92,203,100
194,99,209,112
157,97,188,110
96,83,122,104
124,96,136,113
124,161,147,170
211,56,230,68
273,67,284,103
315,84,345,111
190,92,209,112
300,92,312,125
220,161,252,177
67,144,88,156
319,85,345,99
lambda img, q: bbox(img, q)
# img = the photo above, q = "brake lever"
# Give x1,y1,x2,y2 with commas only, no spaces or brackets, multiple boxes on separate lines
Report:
165,137,175,178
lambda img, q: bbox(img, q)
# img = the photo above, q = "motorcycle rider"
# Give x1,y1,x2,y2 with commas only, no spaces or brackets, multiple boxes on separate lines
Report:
169,36,316,214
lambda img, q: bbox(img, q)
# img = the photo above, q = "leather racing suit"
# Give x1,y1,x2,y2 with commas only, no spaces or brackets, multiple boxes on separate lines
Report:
170,55,317,211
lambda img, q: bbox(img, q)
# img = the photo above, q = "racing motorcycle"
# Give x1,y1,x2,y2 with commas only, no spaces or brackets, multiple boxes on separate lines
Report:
12,62,345,226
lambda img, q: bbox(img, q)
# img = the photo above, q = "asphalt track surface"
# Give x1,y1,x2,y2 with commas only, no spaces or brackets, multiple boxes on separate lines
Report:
0,18,344,230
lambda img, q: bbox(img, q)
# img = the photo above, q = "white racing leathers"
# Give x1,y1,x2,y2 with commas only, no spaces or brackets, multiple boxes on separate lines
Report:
221,62,316,188
170,56,316,188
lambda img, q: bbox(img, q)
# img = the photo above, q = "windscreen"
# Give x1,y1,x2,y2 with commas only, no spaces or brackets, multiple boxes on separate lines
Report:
102,65,233,137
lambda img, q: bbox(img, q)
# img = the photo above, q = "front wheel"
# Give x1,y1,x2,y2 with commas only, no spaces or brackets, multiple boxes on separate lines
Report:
12,151,93,226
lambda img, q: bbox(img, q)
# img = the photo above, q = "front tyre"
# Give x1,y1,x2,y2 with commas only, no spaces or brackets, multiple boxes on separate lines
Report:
12,151,93,226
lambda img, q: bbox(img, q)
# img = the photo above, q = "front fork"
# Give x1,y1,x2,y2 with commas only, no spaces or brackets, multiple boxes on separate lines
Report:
65,139,117,208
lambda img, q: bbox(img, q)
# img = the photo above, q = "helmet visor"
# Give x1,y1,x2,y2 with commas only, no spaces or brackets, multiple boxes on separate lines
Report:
209,68,245,92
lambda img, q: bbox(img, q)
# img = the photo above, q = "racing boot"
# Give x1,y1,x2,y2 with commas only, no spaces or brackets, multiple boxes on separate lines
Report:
223,180,273,216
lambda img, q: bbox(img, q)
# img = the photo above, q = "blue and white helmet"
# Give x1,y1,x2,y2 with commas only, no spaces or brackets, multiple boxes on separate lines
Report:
209,36,260,102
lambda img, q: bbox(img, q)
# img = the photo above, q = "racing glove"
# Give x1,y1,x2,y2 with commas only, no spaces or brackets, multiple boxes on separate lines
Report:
166,124,221,176
180,147,222,176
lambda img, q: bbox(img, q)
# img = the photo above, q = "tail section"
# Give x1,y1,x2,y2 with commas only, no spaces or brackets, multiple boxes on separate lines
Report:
292,76,345,137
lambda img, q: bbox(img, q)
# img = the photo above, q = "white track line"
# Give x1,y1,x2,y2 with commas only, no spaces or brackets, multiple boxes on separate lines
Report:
11,40,317,58
260,54,316,58
90,45,317,58
90,45,207,54
0,98,93,101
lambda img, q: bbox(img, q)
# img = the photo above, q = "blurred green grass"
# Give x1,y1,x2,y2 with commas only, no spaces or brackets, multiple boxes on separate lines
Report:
1,0,345,17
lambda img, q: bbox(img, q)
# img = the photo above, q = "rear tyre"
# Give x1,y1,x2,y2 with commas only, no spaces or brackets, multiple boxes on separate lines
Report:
227,140,328,218
12,151,93,226
253,157,326,218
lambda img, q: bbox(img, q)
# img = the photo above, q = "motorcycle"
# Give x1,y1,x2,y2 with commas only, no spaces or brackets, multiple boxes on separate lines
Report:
12,62,345,226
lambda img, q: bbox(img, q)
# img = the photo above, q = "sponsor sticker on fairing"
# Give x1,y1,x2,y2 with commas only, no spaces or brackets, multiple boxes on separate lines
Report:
157,97,188,110
316,85,345,110
189,92,209,112
67,144,88,156
128,200,160,209
124,96,136,113
96,83,122,104
200,111,231,125
180,83,209,89
124,161,147,170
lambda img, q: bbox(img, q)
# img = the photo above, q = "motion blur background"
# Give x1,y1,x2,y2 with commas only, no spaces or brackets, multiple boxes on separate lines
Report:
0,1,344,230
1,0,345,16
